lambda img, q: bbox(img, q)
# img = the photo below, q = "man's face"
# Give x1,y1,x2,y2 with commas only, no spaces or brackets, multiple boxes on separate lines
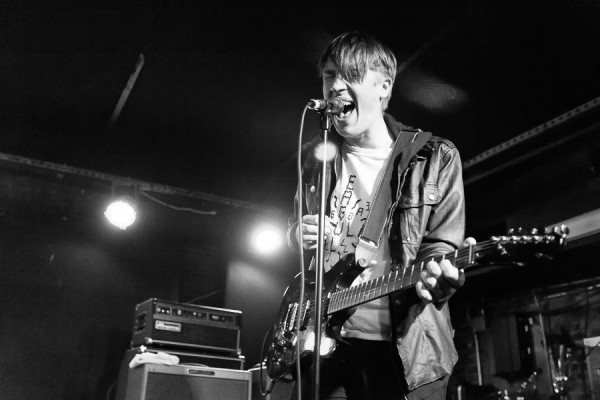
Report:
321,58,390,141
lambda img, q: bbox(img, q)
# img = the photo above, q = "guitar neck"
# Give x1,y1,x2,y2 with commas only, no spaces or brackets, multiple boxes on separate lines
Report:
326,241,492,314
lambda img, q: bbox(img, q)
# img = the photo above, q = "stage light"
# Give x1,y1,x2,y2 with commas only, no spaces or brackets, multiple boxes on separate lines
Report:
251,225,284,254
314,140,338,162
105,198,137,230
105,184,138,230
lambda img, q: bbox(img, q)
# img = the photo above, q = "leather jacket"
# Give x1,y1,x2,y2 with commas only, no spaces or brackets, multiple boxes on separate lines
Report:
287,113,465,391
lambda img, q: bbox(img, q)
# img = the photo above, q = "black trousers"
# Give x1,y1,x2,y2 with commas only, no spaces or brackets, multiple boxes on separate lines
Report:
290,338,448,400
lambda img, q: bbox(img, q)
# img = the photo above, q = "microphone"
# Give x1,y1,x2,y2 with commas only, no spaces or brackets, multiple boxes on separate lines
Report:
307,98,344,115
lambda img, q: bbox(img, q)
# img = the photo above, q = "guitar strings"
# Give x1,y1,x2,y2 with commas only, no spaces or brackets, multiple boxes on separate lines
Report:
305,243,496,316
298,236,557,319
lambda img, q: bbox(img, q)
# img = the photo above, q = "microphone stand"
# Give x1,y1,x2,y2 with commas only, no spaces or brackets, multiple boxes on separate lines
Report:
312,112,332,400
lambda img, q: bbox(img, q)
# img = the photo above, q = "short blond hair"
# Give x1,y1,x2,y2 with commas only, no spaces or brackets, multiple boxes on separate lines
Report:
318,31,397,110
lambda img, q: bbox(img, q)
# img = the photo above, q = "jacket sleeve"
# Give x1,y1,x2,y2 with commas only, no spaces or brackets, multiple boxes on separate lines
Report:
287,141,335,253
286,141,320,253
416,141,465,262
394,140,465,390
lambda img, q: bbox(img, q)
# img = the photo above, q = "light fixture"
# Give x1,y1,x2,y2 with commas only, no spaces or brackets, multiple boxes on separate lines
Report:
250,224,284,254
313,140,338,162
105,184,138,230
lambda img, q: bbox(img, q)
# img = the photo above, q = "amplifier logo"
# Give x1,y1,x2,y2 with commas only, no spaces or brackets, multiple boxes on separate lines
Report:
155,320,181,332
188,369,216,376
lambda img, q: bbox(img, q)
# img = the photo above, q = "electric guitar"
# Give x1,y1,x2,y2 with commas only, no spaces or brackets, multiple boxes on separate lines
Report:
265,226,569,381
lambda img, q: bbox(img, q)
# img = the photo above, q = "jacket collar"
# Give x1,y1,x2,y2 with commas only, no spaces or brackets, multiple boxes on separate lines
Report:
383,114,431,170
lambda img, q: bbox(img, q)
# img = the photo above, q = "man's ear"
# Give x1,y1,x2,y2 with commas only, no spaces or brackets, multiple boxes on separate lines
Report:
379,77,392,99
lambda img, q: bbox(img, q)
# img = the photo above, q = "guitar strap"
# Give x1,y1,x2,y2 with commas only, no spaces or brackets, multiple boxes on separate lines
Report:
354,128,431,268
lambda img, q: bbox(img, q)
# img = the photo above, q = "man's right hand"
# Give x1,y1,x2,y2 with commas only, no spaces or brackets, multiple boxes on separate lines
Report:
296,214,336,250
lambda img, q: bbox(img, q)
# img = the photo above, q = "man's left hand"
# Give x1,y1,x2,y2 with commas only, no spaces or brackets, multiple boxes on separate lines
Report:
415,237,476,303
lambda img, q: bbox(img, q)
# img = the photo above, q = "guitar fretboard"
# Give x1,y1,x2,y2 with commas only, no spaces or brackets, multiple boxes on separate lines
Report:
326,240,500,314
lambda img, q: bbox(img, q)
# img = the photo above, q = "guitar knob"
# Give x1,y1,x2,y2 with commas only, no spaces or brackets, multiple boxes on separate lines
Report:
283,331,295,339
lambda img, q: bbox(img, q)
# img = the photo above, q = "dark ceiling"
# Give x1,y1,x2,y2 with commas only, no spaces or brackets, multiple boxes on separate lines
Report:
2,0,600,216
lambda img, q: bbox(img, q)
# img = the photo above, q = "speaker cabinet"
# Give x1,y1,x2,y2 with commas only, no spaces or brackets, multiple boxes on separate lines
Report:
124,364,251,400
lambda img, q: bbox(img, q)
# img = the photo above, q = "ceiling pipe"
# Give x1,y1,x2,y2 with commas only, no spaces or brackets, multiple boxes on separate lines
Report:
463,96,600,186
0,152,281,215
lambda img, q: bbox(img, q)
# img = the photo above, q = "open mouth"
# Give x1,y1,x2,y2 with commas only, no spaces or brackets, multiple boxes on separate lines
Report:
339,100,355,118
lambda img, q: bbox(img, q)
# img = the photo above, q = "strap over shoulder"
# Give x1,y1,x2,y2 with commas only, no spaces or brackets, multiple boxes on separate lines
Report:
355,129,432,268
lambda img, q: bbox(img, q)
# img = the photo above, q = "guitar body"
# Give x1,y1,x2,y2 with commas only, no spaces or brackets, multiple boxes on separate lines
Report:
266,254,363,380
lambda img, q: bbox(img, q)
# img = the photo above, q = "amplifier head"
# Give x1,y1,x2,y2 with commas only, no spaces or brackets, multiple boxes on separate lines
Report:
131,298,242,355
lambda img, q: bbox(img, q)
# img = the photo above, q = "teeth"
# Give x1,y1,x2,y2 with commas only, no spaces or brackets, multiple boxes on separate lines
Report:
339,100,355,118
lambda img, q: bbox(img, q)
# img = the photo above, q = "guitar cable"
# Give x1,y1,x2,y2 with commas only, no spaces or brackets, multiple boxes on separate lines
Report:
258,325,277,396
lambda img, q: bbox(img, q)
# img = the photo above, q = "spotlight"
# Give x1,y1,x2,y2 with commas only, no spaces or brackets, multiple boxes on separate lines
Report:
314,140,338,162
105,198,137,230
105,184,138,230
251,225,283,254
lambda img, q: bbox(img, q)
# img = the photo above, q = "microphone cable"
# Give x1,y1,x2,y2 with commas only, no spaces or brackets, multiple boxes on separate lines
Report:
294,105,310,400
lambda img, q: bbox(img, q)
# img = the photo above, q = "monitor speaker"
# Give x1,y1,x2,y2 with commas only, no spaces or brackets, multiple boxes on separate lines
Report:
124,363,251,400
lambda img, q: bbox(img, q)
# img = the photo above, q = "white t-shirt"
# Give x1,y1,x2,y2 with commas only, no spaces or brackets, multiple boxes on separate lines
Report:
325,142,392,340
